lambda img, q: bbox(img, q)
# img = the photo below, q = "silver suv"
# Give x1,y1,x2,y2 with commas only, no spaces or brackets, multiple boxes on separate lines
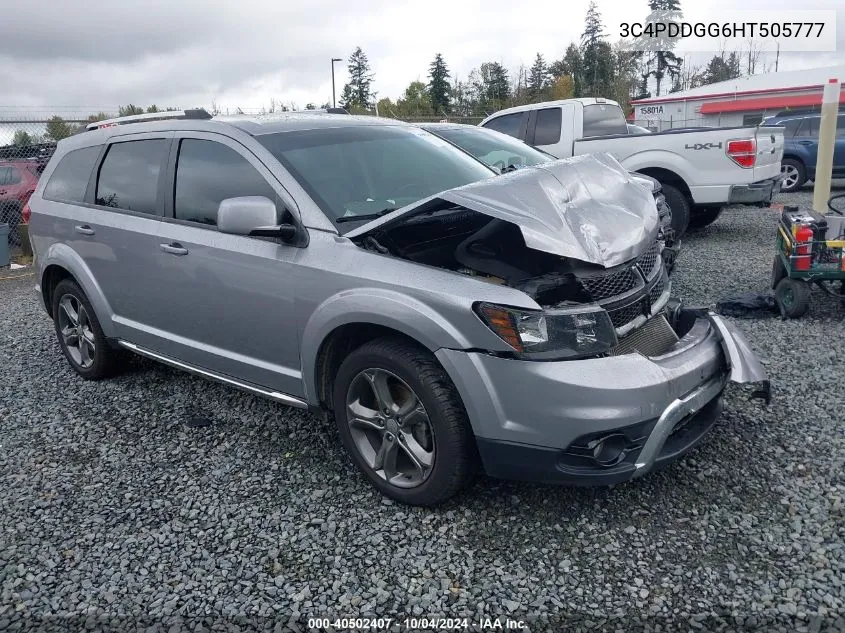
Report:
29,110,768,505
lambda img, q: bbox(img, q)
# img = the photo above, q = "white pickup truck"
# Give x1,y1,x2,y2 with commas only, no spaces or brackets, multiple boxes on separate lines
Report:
479,98,785,234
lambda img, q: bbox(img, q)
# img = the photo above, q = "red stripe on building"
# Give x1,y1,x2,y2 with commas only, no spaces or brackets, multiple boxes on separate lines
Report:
631,81,844,105
698,90,845,114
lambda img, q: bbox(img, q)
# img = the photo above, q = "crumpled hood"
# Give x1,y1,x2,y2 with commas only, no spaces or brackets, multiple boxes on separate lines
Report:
348,152,660,267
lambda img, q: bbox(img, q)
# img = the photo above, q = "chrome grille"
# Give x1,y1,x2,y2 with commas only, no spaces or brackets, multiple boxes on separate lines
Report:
579,266,640,301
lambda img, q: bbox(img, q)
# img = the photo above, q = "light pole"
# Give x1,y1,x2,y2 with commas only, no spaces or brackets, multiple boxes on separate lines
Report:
331,57,342,108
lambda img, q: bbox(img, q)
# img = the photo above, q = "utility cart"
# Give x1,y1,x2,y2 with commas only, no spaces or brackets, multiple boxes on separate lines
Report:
772,199,845,318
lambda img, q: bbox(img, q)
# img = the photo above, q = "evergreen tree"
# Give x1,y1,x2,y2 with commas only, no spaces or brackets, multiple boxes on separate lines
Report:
45,116,74,141
118,104,144,117
642,0,683,96
700,52,742,86
480,62,510,107
341,47,374,109
550,44,584,96
428,53,451,114
580,2,615,97
528,53,549,99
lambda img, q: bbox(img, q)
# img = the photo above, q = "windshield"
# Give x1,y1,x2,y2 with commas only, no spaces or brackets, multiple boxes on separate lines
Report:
432,126,552,171
257,125,494,227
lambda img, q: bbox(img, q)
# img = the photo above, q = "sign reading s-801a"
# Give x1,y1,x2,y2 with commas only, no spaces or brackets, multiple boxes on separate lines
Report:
638,105,665,116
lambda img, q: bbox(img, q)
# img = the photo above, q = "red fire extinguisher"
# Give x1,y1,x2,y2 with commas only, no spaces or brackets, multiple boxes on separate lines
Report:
793,225,814,271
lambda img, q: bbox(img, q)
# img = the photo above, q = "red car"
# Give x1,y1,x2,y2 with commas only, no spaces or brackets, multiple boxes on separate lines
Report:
1,160,41,246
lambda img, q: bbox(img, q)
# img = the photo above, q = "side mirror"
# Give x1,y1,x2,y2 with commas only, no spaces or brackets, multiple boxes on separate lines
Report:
217,196,297,241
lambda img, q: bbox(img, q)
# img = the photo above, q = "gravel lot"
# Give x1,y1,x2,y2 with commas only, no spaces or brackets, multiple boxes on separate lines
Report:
1,184,844,632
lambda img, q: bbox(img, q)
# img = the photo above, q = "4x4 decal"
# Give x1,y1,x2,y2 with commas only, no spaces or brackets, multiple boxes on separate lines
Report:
684,142,723,151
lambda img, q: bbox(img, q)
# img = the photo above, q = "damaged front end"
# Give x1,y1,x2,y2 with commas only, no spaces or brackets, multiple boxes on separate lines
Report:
348,153,676,357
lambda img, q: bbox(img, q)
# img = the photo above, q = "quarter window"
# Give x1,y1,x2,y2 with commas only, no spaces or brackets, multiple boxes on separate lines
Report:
174,139,277,226
96,140,168,214
43,146,101,204
533,108,562,145
795,117,820,138
482,113,526,139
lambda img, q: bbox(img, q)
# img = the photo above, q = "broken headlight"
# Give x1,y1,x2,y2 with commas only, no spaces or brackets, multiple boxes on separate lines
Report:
475,302,618,360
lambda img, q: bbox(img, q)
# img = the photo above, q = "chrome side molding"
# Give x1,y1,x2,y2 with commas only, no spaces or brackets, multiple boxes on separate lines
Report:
117,340,308,409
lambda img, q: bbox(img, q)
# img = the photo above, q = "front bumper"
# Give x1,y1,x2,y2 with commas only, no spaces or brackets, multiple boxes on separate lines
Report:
728,176,781,206
436,310,767,485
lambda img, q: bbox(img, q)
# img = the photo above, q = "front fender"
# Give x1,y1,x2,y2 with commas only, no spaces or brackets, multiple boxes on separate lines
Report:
39,243,116,338
300,287,483,404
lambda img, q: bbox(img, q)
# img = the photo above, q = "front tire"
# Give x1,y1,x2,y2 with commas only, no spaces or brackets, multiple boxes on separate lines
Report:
332,337,478,506
775,278,811,319
660,184,691,238
52,279,123,379
688,206,722,230
780,159,806,193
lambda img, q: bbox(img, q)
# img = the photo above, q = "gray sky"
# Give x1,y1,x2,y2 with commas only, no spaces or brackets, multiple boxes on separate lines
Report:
0,0,842,114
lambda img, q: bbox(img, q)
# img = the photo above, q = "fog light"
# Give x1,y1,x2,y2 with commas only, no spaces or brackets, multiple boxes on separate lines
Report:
590,434,628,467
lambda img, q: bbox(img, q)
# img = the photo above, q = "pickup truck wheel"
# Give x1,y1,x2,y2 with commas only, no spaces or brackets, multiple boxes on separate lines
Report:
332,336,478,506
688,207,722,230
775,278,811,318
660,184,690,237
52,279,123,379
780,159,806,193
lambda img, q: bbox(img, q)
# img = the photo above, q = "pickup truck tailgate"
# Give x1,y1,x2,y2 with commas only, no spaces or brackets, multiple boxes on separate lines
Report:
754,126,784,180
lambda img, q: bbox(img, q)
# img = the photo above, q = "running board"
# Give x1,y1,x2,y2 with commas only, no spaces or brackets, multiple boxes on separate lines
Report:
117,340,308,409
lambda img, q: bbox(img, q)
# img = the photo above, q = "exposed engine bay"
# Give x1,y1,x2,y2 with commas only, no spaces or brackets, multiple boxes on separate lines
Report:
355,204,672,341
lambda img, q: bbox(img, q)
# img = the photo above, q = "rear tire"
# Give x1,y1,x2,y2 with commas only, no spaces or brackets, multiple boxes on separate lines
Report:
52,279,124,379
688,206,722,230
775,278,811,319
660,184,691,238
332,336,478,506
780,158,806,193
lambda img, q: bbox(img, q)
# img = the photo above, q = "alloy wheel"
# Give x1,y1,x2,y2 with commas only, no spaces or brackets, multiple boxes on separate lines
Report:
57,294,96,368
781,164,800,190
345,368,435,488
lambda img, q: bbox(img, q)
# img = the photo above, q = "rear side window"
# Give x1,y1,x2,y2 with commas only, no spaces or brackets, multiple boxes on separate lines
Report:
795,117,820,138
0,167,9,186
483,113,526,139
782,119,802,137
96,139,169,214
43,146,101,204
837,115,845,137
7,167,22,184
534,108,562,145
582,104,628,137
174,139,277,226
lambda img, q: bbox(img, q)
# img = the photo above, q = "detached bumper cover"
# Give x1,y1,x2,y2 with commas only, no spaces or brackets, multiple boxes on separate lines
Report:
439,310,767,485
728,176,781,206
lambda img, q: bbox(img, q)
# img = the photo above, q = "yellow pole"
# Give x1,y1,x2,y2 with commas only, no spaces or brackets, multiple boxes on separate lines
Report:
813,78,840,213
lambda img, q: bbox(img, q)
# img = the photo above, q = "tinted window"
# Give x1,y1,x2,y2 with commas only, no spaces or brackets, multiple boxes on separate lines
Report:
795,117,820,138
534,108,562,145
432,126,550,171
257,126,493,229
837,115,845,137
0,167,8,186
174,139,277,226
96,140,168,214
43,146,101,204
582,104,628,137
482,113,526,139
782,119,802,137
7,167,22,185
742,113,764,126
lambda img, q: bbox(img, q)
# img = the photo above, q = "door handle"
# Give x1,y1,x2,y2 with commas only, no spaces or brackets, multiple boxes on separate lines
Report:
74,225,95,236
160,242,189,256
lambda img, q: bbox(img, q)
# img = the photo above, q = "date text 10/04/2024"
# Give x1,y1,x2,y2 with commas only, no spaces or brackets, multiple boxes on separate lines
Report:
307,617,528,630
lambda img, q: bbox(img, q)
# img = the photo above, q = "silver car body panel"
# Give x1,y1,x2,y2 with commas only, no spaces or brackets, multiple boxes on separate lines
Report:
29,115,767,478
348,153,660,268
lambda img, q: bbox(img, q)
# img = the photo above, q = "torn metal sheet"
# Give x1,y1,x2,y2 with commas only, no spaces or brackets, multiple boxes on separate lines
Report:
348,153,660,268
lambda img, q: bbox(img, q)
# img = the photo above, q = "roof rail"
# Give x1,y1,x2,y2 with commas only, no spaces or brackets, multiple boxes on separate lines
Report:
86,108,212,130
